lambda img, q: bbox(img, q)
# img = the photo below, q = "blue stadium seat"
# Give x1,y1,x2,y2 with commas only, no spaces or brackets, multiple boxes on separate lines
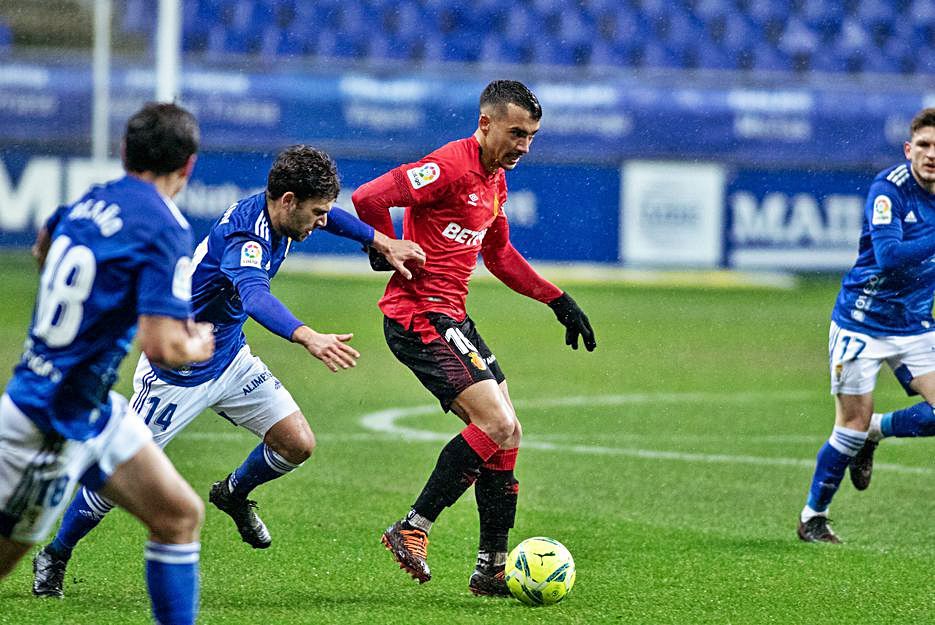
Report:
640,40,680,69
144,0,935,75
749,42,789,71
779,17,818,59
693,40,736,70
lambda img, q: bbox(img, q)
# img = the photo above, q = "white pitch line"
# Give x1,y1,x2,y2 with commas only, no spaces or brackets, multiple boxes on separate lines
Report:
357,391,935,477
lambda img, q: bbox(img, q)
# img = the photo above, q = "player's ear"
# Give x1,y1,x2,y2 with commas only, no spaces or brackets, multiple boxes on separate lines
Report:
281,191,296,211
905,140,914,160
478,113,491,135
181,154,197,180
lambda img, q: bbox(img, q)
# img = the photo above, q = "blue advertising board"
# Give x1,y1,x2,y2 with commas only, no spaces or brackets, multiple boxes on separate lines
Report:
0,148,621,263
725,168,872,271
0,61,926,168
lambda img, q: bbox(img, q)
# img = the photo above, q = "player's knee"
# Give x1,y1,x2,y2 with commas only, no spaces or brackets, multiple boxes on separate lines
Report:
149,488,203,543
507,419,523,448
288,431,316,464
265,413,315,465
839,410,872,431
483,413,519,446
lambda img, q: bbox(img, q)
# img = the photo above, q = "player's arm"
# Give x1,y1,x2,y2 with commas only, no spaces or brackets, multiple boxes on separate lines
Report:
222,236,360,372
353,155,456,270
323,207,425,279
351,170,408,238
867,184,935,270
32,204,69,268
138,316,215,369
482,216,596,351
234,274,360,372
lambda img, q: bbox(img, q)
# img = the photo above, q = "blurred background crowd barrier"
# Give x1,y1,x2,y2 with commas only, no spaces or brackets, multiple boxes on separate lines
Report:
1,0,933,272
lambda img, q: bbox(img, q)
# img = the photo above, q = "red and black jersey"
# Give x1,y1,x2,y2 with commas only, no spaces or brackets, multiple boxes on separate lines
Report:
353,136,561,342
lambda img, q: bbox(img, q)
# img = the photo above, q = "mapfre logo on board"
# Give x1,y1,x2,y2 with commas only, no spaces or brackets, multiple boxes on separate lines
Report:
406,162,440,189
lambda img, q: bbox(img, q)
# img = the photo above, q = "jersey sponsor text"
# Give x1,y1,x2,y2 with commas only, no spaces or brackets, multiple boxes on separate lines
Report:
441,222,487,246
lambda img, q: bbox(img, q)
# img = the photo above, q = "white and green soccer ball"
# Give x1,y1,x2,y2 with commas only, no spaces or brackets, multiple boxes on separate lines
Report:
504,537,576,606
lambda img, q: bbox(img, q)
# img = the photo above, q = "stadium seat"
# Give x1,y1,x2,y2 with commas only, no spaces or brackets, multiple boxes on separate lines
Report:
103,0,935,75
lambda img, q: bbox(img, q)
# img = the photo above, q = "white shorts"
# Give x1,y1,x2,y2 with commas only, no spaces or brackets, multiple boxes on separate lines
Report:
0,392,151,544
829,321,935,396
130,344,300,448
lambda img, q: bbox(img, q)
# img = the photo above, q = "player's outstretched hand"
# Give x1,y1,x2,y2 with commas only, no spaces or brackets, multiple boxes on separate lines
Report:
548,292,597,352
294,326,360,372
369,231,426,279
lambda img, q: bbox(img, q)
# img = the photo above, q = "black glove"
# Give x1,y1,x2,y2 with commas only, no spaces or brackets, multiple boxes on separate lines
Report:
548,292,596,352
367,246,393,271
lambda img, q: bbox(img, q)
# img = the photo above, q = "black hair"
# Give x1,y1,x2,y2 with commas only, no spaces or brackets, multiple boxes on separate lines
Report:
479,80,542,121
123,102,199,175
267,145,340,202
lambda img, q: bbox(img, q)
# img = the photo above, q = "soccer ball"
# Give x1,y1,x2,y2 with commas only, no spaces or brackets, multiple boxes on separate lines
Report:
504,537,576,606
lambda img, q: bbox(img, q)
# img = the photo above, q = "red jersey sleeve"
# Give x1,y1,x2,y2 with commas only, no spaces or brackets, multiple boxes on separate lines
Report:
351,171,400,238
352,145,468,237
481,211,562,304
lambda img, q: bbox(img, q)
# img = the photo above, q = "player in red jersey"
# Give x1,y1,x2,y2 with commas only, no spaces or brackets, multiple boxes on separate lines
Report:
352,80,596,595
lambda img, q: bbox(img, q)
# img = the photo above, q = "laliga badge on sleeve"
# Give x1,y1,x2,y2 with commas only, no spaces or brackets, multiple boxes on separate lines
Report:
240,241,263,268
407,162,441,189
871,195,892,225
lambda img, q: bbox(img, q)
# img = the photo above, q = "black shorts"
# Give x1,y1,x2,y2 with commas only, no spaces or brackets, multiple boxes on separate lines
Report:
384,313,506,412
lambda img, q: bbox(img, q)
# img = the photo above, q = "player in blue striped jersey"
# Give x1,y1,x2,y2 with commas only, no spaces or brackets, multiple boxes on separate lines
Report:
32,145,425,596
1,103,214,625
799,108,935,543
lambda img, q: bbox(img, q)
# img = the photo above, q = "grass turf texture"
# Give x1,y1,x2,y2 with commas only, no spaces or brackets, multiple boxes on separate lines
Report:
1,250,934,624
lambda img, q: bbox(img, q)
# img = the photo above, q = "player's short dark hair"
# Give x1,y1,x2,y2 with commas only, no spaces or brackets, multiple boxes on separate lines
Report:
479,80,542,121
911,108,935,137
267,145,340,202
123,102,199,175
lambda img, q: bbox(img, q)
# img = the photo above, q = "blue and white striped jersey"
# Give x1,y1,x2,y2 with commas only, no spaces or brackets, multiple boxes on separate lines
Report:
832,162,935,336
5,176,193,440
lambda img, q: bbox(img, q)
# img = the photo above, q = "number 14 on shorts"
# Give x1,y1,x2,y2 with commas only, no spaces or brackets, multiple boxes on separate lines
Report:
142,397,177,432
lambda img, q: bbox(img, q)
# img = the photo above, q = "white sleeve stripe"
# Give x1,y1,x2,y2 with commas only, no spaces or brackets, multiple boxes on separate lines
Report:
886,165,909,186
254,213,270,240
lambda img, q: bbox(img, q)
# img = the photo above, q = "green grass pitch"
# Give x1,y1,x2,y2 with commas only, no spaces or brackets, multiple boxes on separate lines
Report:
1,250,934,624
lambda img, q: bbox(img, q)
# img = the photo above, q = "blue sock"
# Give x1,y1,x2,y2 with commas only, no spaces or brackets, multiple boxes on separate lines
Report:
229,443,300,500
806,426,867,513
145,541,200,625
48,488,114,560
880,402,935,438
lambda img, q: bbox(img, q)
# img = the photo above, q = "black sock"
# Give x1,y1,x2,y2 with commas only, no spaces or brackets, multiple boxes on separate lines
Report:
412,433,484,522
476,467,518,559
